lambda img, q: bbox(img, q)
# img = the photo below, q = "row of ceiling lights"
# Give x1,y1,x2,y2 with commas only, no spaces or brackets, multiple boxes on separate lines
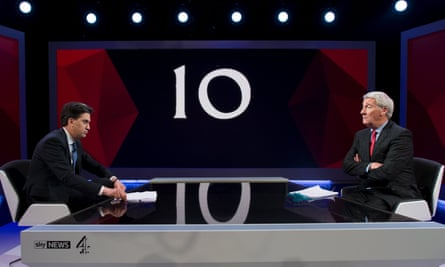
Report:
17,0,409,26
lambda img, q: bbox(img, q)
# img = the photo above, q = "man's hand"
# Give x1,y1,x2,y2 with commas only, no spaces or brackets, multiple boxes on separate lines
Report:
113,179,126,192
354,153,361,162
369,162,383,170
113,179,127,201
102,187,127,201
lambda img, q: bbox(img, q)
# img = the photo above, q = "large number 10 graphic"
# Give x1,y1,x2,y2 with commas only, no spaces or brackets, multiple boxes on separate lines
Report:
173,65,252,119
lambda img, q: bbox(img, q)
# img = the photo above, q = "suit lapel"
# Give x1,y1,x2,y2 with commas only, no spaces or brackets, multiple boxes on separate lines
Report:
59,129,72,166
359,130,373,161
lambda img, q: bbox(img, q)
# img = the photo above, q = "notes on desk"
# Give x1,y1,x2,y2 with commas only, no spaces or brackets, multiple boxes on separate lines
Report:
288,185,338,202
126,191,157,203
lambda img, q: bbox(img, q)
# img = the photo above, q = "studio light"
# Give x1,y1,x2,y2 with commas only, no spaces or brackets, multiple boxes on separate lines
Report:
394,0,408,13
323,10,336,24
85,12,98,25
177,10,189,24
277,10,289,24
131,11,143,24
231,10,243,24
18,1,32,15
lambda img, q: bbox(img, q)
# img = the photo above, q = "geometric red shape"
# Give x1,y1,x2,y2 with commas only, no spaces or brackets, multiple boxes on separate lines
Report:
289,49,368,167
0,35,21,165
57,49,139,166
406,28,445,163
321,49,368,88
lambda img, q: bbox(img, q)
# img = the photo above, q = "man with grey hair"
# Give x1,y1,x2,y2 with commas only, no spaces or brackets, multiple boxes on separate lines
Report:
342,91,422,212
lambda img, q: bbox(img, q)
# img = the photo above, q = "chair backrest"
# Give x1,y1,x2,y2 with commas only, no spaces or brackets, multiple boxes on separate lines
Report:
413,157,444,217
0,159,31,222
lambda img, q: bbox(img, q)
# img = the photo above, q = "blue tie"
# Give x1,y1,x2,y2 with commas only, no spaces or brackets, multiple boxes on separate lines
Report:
72,142,78,170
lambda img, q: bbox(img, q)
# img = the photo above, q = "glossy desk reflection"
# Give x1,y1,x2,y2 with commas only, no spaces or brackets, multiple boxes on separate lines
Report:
53,177,413,224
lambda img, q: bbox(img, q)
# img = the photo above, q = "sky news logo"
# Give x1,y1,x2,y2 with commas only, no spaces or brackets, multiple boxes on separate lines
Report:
33,240,71,249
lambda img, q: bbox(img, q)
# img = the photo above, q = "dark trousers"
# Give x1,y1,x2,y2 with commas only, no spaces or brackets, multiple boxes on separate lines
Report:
341,186,393,211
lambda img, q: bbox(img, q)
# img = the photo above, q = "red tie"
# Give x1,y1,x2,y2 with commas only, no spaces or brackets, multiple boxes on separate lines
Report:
370,130,377,157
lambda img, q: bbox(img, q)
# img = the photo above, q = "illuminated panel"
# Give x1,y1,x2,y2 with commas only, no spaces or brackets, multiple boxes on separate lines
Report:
0,26,26,165
401,19,445,164
49,41,375,175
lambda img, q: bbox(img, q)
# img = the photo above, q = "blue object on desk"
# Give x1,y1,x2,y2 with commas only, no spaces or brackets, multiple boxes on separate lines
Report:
287,192,312,202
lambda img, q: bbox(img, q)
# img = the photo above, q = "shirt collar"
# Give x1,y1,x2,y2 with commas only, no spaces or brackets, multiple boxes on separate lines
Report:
371,120,388,135
62,127,76,146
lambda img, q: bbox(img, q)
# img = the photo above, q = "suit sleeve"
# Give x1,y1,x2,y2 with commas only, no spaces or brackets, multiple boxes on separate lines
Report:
40,137,105,196
80,148,114,188
343,132,369,177
366,129,413,183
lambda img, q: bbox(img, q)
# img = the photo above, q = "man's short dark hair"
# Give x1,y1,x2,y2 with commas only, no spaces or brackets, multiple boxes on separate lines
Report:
60,102,93,126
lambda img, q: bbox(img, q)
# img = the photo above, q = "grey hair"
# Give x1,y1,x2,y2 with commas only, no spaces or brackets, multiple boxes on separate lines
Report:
363,91,394,119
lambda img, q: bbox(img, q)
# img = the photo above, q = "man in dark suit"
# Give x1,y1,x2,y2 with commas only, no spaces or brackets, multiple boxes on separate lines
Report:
24,102,127,212
342,91,422,211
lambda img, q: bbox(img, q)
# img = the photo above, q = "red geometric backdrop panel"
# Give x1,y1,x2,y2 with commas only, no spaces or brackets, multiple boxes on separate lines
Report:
405,21,445,164
289,49,368,167
0,31,21,165
56,49,139,167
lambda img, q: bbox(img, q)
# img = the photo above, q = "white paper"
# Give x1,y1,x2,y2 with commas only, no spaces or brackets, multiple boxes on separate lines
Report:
126,191,157,203
289,185,338,200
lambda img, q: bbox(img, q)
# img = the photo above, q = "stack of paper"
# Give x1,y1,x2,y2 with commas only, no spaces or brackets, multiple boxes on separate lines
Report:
288,185,338,202
126,191,157,203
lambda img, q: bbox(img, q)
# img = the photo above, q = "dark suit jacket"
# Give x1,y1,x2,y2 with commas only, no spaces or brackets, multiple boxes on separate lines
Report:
24,128,115,207
343,120,422,206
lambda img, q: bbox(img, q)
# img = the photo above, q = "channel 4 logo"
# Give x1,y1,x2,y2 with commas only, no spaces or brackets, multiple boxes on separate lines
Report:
33,240,71,249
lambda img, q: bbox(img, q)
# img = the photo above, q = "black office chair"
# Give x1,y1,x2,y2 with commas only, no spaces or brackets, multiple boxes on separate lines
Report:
393,157,444,221
0,159,31,222
0,159,71,226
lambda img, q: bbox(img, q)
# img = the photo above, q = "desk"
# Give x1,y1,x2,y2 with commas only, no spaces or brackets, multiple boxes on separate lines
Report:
21,177,445,267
